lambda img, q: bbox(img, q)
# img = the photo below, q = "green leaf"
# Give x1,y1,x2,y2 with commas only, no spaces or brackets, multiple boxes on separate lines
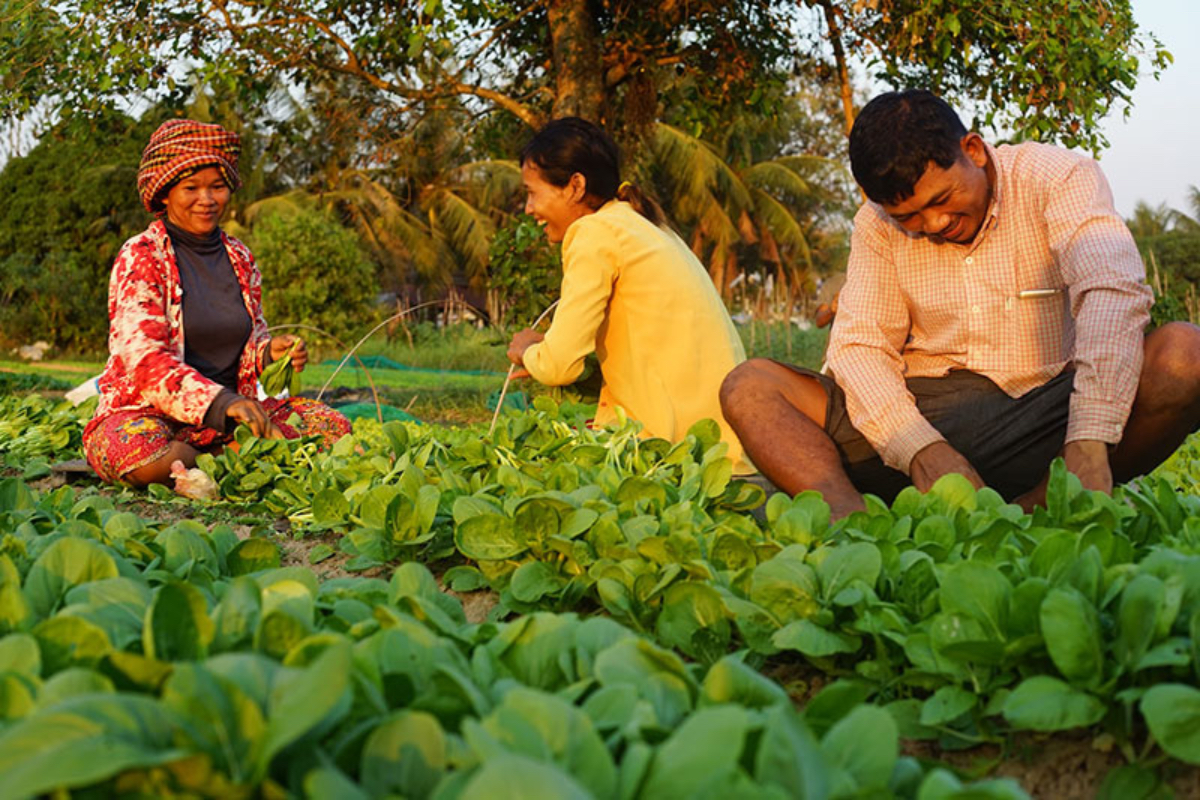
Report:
920,685,977,726
700,655,789,709
803,681,873,738
594,638,694,730
754,704,831,798
162,663,265,783
0,554,30,633
773,619,860,657
814,542,881,602
639,705,748,798
1003,676,1105,731
1115,574,1164,671
1040,587,1103,686
459,753,591,799
655,582,731,662
0,633,41,677
939,561,1010,640
1096,764,1171,800
510,560,565,603
0,695,186,797
33,615,112,673
820,705,897,790
37,668,114,708
361,710,447,798
927,472,978,513
456,514,525,560
444,565,487,592
261,339,299,397
23,537,120,619
477,687,617,798
312,488,350,526
212,576,262,653
308,544,335,564
1142,684,1200,765
258,643,352,777
750,557,820,624
227,538,281,575
144,581,214,662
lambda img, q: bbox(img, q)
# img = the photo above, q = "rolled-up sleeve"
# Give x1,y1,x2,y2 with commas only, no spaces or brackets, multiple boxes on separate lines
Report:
1047,160,1153,444
827,207,945,473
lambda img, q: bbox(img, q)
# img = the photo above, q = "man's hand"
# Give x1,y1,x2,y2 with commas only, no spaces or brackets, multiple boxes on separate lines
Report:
269,334,308,372
507,329,545,369
227,398,284,439
909,440,986,492
1063,439,1112,493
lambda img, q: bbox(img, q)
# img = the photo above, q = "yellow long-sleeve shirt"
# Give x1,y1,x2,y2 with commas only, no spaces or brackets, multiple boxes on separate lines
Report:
522,200,752,473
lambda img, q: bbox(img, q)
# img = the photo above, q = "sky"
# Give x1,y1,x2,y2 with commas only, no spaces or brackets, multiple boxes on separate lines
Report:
1093,0,1200,217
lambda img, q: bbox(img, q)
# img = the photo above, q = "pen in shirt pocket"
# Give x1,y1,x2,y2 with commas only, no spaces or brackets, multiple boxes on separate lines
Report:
1018,288,1061,299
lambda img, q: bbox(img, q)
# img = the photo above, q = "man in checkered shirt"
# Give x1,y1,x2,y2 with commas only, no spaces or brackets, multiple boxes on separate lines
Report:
722,89,1200,518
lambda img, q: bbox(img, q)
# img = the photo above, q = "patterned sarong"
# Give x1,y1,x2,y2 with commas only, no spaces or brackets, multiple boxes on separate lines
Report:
82,396,350,483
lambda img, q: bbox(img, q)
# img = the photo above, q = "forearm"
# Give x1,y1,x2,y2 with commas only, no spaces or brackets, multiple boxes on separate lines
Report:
1066,282,1152,444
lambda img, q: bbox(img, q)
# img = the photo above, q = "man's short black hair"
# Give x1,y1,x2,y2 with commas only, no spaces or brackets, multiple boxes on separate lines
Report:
849,90,968,205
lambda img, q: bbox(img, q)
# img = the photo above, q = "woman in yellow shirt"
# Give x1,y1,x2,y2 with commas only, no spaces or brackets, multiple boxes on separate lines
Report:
506,117,751,473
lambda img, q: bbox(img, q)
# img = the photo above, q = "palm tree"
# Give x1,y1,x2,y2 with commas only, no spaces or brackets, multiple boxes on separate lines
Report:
640,122,846,308
1171,185,1200,234
1127,201,1177,239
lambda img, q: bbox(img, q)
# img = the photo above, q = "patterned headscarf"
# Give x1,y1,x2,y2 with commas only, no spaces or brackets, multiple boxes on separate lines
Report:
137,119,242,214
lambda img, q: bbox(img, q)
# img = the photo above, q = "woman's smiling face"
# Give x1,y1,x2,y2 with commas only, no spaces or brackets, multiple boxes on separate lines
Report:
521,161,591,243
162,166,231,236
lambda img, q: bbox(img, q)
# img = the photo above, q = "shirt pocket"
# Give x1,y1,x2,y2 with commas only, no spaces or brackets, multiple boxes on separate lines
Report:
1014,285,1069,364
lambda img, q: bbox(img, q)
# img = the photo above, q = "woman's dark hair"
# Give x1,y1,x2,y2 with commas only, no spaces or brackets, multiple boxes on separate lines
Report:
520,116,665,227
848,90,969,205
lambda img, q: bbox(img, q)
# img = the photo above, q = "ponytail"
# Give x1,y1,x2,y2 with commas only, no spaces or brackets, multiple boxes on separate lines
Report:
615,180,666,228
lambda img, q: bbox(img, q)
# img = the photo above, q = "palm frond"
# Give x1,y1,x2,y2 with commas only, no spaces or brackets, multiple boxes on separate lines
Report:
424,187,498,281
742,161,813,200
651,123,753,217
750,188,812,270
444,160,523,211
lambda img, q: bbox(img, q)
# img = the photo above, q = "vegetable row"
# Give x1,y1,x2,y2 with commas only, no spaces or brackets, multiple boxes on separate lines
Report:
0,479,1023,799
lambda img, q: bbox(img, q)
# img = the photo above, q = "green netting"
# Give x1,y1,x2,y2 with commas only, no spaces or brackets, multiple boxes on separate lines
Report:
321,356,505,377
486,389,528,412
332,402,422,423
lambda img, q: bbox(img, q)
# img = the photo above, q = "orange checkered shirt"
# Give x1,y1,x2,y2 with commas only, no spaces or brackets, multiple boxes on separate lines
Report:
826,142,1153,474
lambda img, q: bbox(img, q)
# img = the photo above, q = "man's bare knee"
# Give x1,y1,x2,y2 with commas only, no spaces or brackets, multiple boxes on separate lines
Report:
1145,321,1200,385
720,359,778,415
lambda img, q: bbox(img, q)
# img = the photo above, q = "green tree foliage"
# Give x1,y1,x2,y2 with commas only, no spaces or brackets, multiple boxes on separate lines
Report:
0,1,1167,153
0,112,155,351
1129,191,1200,326
248,207,378,341
810,0,1170,151
0,0,797,139
486,215,563,328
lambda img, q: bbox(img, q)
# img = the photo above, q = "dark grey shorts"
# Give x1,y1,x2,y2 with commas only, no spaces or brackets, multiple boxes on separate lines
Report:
780,364,1074,502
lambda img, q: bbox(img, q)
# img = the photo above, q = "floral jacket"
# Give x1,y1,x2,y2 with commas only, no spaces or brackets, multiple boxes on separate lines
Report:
92,219,271,428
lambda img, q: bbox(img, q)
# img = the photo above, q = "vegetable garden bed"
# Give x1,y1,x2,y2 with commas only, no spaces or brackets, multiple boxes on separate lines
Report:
2,387,1200,798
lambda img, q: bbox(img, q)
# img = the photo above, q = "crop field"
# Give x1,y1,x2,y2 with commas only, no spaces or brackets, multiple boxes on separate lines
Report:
3,369,1200,798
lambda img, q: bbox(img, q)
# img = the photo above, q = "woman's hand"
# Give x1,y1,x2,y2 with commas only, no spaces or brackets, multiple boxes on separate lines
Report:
227,398,284,439
506,329,544,379
269,334,308,371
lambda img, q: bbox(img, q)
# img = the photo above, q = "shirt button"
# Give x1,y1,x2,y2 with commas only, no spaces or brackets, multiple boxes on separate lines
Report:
965,256,974,265
972,305,981,313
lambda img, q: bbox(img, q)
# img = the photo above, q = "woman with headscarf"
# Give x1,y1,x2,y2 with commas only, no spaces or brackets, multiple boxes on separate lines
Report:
82,119,351,487
506,117,752,473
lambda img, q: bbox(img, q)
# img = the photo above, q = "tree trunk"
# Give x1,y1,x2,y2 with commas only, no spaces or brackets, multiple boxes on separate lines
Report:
547,0,606,122
817,0,855,137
